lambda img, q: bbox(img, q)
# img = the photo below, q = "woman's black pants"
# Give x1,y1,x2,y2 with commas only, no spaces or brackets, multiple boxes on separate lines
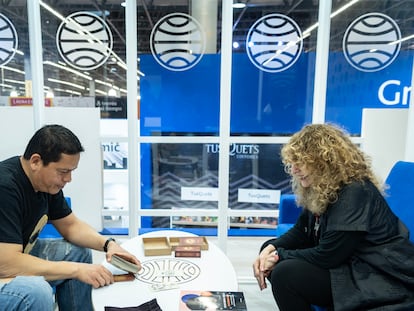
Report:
269,259,334,311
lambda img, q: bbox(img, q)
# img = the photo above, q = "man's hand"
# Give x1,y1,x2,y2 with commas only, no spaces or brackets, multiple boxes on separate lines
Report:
105,242,141,272
75,263,115,289
252,245,279,290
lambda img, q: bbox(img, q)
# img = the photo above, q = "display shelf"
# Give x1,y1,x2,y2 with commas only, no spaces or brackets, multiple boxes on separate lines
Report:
171,220,276,229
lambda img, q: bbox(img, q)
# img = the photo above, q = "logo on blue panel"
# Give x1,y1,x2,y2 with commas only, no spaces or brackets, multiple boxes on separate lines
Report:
0,13,18,67
246,14,303,73
150,13,205,72
343,13,401,72
56,12,113,70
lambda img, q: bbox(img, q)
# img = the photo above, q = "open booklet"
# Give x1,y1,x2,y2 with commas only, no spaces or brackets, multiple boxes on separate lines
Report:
179,290,247,311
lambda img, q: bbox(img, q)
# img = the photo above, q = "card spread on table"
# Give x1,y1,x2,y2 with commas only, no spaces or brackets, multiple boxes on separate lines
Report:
110,254,141,274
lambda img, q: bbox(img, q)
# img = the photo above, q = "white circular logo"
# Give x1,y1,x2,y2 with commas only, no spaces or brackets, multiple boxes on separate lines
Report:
343,13,401,72
150,13,205,71
56,11,113,71
246,13,303,73
0,13,18,67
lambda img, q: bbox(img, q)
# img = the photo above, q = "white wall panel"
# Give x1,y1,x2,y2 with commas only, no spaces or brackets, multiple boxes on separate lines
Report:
0,106,103,230
361,108,408,182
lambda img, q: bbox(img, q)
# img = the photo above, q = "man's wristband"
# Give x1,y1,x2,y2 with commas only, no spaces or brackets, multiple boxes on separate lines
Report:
103,237,116,252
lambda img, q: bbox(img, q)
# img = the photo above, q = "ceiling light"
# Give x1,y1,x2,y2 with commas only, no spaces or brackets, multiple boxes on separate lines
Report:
44,61,92,80
47,78,85,90
4,79,25,85
233,1,246,9
13,49,24,56
0,83,13,89
95,79,113,87
1,66,25,75
108,88,117,97
88,10,109,17
46,89,54,98
54,88,82,96
94,89,107,96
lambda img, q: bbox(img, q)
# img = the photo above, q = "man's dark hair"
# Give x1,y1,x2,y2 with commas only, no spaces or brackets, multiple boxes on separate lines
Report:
23,124,84,165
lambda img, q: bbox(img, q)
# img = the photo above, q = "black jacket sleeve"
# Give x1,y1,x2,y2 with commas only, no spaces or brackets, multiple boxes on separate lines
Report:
260,206,366,269
277,230,366,269
260,211,314,252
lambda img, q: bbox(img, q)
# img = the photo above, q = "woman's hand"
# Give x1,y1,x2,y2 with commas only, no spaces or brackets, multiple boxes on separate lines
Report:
252,245,279,290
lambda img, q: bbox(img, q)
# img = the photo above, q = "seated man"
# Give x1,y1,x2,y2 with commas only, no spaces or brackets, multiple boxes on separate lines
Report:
0,124,141,311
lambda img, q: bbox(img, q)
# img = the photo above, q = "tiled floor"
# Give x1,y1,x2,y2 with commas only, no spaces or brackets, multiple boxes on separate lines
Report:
232,237,278,310
92,236,279,311
211,236,279,311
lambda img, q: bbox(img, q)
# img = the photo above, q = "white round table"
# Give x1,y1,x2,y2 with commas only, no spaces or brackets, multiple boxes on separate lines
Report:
92,230,238,311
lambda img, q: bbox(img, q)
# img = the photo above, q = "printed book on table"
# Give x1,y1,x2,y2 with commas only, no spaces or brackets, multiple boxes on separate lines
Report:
178,290,247,310
175,245,201,258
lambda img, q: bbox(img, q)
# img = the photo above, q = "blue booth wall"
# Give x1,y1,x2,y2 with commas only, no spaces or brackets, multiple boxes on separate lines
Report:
141,51,413,137
326,51,413,135
133,49,413,234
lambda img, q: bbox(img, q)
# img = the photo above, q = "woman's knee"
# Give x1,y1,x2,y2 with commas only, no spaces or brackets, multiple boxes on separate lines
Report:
270,260,295,286
270,259,316,293
269,259,333,308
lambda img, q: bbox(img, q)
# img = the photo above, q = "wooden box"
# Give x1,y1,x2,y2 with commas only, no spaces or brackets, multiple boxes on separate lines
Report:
142,237,171,256
169,236,209,250
174,245,201,258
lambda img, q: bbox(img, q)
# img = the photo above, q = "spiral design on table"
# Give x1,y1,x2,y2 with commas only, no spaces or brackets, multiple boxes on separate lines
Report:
136,258,201,285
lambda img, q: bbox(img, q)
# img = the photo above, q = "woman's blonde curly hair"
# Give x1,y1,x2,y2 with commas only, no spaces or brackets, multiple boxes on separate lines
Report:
281,123,383,215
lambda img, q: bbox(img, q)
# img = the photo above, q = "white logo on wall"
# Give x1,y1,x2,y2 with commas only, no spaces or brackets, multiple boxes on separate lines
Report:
150,13,205,71
246,13,303,73
0,13,18,67
56,11,113,70
343,13,401,72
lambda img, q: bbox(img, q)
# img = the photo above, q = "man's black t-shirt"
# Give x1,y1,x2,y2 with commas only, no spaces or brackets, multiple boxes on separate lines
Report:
0,156,72,250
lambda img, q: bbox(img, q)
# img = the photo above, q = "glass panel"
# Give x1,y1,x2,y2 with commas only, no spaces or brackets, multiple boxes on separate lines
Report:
0,2,28,102
140,142,290,233
37,1,129,233
231,1,319,135
138,1,221,136
228,143,289,203
102,140,128,229
326,1,414,135
40,1,127,106
228,143,289,230
141,142,219,231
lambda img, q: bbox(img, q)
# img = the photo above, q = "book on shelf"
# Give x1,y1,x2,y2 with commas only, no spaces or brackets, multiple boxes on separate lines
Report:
178,290,247,311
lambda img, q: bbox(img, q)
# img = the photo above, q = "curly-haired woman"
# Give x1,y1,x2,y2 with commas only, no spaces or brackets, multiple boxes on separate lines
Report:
253,123,414,311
